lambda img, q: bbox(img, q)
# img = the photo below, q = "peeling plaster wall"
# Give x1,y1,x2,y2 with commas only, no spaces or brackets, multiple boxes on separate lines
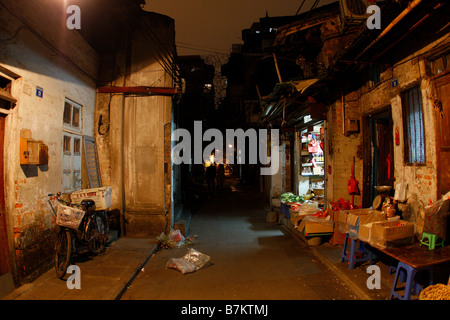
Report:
0,1,98,283
326,34,448,231
95,12,175,238
325,96,362,207
359,46,441,205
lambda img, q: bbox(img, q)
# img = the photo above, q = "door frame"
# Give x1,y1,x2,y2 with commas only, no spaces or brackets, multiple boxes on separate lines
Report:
432,71,450,198
0,114,10,276
362,105,394,208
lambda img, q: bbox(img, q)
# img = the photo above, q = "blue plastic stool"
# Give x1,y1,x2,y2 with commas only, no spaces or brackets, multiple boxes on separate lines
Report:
341,233,375,270
389,262,434,300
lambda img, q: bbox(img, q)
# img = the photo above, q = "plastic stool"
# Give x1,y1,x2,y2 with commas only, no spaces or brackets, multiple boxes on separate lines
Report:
420,232,444,250
389,262,433,300
341,234,375,270
389,261,406,283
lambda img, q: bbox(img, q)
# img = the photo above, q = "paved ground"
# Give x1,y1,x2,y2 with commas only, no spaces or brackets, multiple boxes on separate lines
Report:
1,236,158,300
2,179,401,303
119,186,359,300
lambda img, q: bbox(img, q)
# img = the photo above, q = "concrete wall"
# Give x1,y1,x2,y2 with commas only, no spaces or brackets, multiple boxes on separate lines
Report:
95,11,175,238
0,0,98,284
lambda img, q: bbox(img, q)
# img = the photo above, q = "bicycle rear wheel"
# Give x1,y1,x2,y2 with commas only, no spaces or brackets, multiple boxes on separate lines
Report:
87,213,107,254
54,228,72,278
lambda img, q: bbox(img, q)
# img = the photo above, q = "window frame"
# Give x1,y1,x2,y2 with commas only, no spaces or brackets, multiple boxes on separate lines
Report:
62,97,84,192
401,84,426,165
63,98,83,133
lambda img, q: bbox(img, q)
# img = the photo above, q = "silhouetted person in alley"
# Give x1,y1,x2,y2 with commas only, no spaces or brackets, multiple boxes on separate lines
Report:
216,164,225,190
206,163,216,193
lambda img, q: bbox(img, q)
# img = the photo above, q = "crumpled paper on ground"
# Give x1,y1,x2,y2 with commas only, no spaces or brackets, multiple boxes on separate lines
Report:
166,248,211,274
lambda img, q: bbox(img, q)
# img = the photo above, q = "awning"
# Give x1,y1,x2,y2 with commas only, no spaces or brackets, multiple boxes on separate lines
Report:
291,78,320,94
0,87,17,104
260,78,322,123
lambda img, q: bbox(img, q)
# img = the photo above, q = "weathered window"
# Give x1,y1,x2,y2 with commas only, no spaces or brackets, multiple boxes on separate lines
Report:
401,86,425,164
63,98,82,131
62,97,83,192
430,52,450,76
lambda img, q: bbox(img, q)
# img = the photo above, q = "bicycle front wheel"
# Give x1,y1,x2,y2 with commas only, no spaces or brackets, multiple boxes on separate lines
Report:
87,213,107,254
54,228,72,278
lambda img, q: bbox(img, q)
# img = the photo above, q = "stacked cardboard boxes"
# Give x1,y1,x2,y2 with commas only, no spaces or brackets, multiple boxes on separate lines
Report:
346,209,386,239
330,210,346,245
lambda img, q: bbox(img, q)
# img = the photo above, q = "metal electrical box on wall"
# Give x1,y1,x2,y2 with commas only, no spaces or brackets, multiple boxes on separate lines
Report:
345,118,360,135
20,130,48,165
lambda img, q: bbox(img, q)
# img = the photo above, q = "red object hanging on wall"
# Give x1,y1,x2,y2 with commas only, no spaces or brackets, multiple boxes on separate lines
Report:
395,127,400,146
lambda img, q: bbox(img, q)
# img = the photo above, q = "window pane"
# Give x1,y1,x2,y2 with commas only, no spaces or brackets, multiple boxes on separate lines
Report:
63,136,71,153
63,102,72,125
72,106,80,128
74,138,81,154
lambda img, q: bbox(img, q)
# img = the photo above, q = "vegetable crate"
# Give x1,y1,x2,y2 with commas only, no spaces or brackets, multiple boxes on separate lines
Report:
56,205,85,229
70,186,112,210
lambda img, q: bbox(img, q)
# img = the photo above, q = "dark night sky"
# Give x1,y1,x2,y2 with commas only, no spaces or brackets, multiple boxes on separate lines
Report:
144,0,337,56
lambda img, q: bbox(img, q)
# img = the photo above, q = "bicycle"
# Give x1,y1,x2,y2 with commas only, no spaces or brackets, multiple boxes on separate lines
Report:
49,192,108,278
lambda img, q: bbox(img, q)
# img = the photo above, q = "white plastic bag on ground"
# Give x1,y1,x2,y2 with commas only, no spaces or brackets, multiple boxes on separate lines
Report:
166,248,211,274
166,257,196,274
157,229,186,248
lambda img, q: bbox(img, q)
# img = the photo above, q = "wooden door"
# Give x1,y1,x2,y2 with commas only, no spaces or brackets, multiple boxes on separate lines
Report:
0,115,10,276
124,96,168,211
434,73,450,197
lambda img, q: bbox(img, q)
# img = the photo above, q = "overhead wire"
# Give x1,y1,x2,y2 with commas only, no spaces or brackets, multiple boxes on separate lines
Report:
295,0,307,15
176,44,229,56
128,10,181,86
176,41,230,54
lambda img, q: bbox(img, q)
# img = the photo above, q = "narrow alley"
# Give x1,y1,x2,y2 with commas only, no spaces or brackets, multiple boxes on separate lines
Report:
119,179,357,300
1,0,449,306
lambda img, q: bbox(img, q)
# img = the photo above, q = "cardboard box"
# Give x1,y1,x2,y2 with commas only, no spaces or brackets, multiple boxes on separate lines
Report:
290,210,304,226
328,210,346,244
346,209,385,238
358,222,373,242
358,221,386,243
370,220,415,249
329,228,347,245
299,218,334,235
371,220,414,242
338,210,350,233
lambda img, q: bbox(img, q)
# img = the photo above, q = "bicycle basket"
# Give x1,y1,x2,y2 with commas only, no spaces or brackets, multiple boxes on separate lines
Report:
56,205,86,229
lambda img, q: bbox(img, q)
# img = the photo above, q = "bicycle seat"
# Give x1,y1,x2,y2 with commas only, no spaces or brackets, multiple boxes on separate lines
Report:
80,199,96,211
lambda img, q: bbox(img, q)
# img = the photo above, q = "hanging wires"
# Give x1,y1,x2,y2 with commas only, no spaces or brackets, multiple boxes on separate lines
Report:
127,10,182,87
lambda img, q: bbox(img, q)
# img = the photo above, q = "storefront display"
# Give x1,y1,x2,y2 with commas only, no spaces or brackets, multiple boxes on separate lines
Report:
298,123,325,196
300,125,324,176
